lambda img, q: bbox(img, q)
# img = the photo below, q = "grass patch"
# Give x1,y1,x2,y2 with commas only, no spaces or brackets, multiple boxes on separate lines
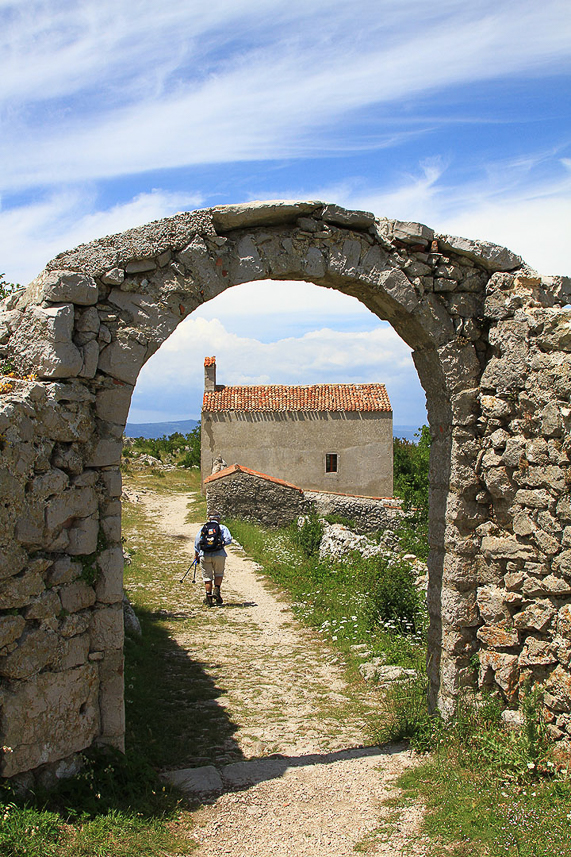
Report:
228,518,426,675
392,690,571,857
0,747,195,857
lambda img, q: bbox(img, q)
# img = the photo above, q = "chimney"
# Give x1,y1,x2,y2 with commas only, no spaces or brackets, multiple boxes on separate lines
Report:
204,356,216,391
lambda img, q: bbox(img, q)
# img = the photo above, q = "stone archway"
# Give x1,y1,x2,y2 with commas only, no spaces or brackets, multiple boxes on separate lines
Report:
2,200,571,781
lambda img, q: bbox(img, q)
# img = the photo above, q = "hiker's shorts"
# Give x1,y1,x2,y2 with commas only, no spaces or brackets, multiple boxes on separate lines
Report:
200,554,226,581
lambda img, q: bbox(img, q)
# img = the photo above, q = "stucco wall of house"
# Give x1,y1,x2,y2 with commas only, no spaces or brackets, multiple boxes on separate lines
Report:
201,409,393,497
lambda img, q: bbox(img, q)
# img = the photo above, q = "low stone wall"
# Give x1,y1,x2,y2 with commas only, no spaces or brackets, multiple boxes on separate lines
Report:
304,491,403,533
204,464,307,528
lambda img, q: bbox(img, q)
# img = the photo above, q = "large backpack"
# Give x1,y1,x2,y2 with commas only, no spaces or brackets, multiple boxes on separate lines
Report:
199,520,224,553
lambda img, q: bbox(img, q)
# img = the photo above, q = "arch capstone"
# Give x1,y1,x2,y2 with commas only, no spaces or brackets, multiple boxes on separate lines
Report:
1,199,571,782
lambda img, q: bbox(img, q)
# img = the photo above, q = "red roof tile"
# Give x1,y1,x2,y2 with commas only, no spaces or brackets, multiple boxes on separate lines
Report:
203,383,391,413
204,464,304,492
204,356,216,367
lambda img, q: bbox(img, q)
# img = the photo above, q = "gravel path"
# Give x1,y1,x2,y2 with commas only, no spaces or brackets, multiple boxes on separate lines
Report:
129,485,427,856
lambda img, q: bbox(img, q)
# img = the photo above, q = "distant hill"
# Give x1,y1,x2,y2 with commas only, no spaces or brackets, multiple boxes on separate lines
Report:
125,419,420,441
125,418,199,439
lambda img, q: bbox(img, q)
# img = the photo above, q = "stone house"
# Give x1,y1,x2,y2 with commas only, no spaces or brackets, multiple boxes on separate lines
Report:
200,357,393,497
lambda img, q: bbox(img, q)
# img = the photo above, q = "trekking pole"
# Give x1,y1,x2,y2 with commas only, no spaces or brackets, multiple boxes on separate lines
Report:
180,557,198,584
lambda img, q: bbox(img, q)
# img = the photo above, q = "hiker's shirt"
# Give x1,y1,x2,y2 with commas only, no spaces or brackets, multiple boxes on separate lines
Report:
194,524,232,558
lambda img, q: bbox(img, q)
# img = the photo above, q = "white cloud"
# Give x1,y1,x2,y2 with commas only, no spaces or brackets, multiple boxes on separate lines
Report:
193,279,374,320
0,188,203,284
312,155,571,277
129,313,426,425
1,1,570,190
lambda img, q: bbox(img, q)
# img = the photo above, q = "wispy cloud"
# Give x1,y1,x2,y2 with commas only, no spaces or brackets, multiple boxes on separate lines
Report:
2,1,570,190
0,188,203,284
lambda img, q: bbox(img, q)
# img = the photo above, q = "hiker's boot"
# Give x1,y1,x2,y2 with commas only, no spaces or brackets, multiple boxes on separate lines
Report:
214,585,223,605
203,594,214,607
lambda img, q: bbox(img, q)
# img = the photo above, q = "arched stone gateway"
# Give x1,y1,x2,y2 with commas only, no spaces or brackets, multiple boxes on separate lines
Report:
1,200,571,782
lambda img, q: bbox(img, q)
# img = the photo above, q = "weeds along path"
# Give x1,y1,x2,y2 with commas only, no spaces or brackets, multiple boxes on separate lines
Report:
123,474,425,856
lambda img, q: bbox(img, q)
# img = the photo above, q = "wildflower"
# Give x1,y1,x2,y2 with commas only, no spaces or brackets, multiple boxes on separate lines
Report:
527,762,535,770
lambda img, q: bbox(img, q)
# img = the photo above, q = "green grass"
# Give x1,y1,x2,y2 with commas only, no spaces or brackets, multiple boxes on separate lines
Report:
228,518,427,675
387,690,571,857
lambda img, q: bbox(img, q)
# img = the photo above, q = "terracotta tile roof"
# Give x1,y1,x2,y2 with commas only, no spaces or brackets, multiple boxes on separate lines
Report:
204,464,304,492
204,356,216,367
203,383,391,413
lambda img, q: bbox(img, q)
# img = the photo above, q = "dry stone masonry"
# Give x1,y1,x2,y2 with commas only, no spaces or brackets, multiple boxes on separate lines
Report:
1,199,571,783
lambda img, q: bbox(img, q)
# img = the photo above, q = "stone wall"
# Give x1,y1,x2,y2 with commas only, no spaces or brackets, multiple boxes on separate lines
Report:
1,199,570,781
471,278,571,738
204,465,307,528
304,490,402,533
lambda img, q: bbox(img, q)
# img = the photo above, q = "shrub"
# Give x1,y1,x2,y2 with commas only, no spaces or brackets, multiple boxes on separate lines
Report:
358,554,425,633
294,512,324,557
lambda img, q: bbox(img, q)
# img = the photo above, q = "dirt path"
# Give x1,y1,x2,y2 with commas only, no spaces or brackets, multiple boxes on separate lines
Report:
129,485,426,856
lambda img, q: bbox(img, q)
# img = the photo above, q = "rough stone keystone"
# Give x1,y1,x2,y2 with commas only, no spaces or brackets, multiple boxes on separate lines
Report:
211,200,324,231
436,234,522,272
320,204,376,229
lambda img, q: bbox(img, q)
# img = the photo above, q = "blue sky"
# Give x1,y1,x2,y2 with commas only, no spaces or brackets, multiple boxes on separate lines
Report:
2,0,570,426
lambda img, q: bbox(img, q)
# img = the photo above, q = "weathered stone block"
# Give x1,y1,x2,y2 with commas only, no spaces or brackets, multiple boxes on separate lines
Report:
98,338,146,385
60,612,91,638
557,604,571,639
40,271,98,306
45,487,98,532
59,580,96,613
437,234,522,272
59,633,90,670
0,544,27,581
101,267,125,286
0,665,99,777
513,600,555,633
11,304,83,378
477,585,510,624
519,638,557,667
46,556,81,587
481,536,536,562
441,588,479,629
67,514,99,556
25,590,62,621
75,306,100,333
95,385,133,425
515,489,552,510
90,605,124,650
95,547,124,604
0,572,44,610
477,623,519,648
0,628,59,679
544,665,571,712
79,339,100,378
479,650,519,700
100,469,122,498
98,649,125,741
0,615,25,649
85,438,122,467
321,204,375,230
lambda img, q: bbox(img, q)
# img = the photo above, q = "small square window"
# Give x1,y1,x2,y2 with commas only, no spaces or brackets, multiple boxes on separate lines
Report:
325,453,338,473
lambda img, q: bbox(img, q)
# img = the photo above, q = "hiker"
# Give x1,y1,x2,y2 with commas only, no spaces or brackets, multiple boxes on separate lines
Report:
194,512,232,607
